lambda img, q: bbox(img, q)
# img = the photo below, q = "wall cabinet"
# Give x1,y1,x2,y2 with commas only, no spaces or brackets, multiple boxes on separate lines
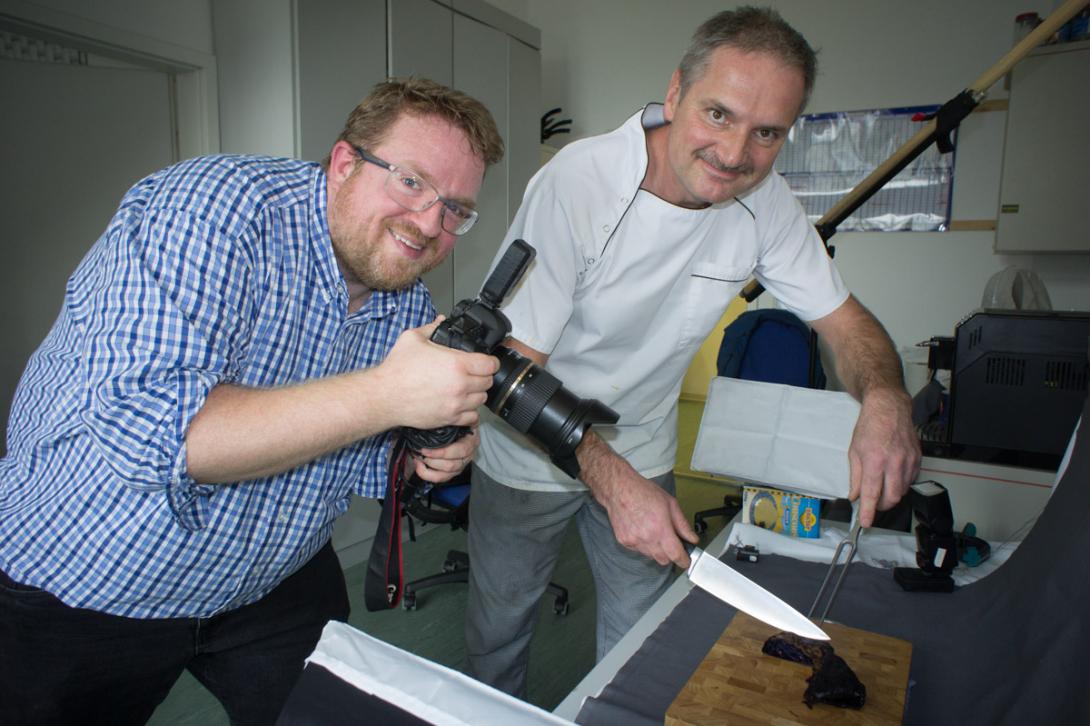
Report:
996,40,1090,253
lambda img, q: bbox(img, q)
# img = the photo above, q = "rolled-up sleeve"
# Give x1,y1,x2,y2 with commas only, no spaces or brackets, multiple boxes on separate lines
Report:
751,174,849,321
77,204,256,529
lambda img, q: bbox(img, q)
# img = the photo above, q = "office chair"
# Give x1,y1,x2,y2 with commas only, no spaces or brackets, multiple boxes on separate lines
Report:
693,309,824,535
401,466,570,615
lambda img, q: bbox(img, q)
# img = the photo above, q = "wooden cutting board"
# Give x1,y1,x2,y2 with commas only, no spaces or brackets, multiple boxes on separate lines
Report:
666,612,911,725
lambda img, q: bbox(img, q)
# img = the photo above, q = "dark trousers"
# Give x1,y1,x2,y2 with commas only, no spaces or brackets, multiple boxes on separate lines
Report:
0,541,350,726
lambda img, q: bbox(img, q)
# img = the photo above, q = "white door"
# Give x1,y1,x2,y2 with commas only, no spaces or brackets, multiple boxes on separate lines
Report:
0,46,176,451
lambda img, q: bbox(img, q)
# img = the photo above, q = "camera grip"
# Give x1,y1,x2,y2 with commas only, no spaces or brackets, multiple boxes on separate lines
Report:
402,424,469,451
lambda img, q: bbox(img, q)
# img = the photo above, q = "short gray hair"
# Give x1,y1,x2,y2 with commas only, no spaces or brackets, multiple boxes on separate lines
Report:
678,6,817,111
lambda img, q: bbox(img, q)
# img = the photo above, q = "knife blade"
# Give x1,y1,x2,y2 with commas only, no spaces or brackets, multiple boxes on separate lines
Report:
685,545,830,641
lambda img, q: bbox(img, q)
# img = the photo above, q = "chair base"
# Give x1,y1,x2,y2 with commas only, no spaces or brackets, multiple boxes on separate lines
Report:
403,549,570,615
693,494,742,536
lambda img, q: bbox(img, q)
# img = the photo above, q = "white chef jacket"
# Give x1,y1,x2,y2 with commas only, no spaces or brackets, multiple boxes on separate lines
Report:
475,105,849,492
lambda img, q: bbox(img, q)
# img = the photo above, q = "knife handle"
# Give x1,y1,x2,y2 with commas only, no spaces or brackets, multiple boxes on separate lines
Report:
682,541,703,576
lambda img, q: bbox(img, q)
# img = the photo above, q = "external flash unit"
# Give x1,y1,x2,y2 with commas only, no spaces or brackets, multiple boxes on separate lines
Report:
893,480,958,592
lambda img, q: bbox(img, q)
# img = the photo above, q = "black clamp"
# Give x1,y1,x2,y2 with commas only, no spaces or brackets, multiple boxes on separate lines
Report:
928,89,981,154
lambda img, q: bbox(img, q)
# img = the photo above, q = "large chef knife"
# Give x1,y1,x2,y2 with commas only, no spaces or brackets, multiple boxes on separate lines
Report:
685,544,830,641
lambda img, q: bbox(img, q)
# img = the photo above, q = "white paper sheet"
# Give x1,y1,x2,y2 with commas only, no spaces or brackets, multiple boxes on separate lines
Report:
691,377,860,500
720,522,1015,587
305,621,574,725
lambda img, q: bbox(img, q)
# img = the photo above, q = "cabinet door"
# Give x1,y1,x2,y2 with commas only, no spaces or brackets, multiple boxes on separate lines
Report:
996,44,1090,253
388,0,540,312
296,0,387,162
389,0,453,85
451,13,509,303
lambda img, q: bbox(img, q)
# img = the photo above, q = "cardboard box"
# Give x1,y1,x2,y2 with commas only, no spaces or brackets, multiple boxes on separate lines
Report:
741,485,821,538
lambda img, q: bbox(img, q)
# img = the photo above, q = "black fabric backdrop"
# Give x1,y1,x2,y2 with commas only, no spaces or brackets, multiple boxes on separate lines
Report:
577,396,1090,725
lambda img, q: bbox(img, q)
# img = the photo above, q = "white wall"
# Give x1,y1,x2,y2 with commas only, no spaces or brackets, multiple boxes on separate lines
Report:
489,0,1090,366
494,1,1045,146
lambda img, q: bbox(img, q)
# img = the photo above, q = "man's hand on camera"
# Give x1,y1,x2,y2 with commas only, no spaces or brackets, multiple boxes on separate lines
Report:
411,428,480,483
378,317,498,430
578,432,698,569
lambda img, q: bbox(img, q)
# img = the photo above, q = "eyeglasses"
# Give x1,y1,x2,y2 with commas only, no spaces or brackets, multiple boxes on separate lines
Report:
353,147,479,236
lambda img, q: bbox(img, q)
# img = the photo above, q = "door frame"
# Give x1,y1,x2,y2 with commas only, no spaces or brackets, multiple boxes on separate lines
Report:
0,0,219,158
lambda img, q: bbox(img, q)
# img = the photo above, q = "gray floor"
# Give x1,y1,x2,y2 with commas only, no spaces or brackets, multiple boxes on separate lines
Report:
147,522,597,725
146,478,732,724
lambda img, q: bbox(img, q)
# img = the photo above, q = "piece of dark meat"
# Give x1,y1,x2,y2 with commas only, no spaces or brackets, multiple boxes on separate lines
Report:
762,631,866,710
761,631,833,666
803,653,867,709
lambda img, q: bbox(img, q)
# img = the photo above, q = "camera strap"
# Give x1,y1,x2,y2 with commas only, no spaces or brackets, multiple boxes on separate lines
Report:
364,438,412,611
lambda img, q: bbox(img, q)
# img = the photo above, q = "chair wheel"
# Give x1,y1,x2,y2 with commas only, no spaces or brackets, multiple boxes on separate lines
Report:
694,518,708,535
554,598,570,616
402,591,417,610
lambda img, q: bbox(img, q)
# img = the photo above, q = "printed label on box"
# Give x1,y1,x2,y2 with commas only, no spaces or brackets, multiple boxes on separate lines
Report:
742,485,821,538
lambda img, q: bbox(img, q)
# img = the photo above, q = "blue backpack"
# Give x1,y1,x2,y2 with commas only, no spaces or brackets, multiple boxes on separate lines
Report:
716,308,826,389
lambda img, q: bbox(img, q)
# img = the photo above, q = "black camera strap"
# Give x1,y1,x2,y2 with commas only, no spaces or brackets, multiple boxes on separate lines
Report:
364,438,413,611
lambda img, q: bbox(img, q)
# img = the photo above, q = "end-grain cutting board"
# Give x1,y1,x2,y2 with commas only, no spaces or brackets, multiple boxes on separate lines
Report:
666,612,911,725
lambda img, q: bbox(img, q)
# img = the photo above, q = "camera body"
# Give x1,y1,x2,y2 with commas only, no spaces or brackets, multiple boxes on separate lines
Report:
403,239,618,478
430,294,512,355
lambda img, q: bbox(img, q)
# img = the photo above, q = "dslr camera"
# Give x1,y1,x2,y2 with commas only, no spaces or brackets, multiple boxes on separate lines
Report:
403,239,617,478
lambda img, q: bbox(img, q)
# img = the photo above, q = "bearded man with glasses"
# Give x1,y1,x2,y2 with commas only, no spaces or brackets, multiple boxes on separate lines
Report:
0,78,503,725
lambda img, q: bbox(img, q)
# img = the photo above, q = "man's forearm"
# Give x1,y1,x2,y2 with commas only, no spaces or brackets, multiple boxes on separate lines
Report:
812,295,921,522
575,426,696,566
185,369,398,484
575,428,635,499
185,322,497,484
813,295,907,403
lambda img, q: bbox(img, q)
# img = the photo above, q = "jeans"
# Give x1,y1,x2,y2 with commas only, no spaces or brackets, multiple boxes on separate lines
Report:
0,541,350,726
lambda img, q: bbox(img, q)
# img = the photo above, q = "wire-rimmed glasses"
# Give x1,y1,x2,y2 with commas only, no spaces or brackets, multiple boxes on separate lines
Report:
353,146,479,236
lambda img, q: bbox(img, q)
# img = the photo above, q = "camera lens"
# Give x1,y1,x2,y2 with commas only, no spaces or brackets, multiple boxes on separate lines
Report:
487,347,618,475
487,348,561,431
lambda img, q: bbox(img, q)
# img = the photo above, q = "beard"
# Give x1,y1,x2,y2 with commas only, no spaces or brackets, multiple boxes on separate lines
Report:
332,223,441,292
328,185,444,292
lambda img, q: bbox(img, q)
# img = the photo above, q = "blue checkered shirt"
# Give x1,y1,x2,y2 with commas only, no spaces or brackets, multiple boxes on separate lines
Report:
0,155,435,618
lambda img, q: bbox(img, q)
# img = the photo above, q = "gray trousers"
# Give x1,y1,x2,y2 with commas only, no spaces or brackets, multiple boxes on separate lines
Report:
465,466,675,698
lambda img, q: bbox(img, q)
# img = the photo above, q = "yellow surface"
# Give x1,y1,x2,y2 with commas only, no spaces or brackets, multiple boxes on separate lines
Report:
675,297,746,480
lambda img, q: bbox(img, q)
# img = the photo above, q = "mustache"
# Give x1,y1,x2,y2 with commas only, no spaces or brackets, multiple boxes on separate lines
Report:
696,149,750,176
387,221,434,246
